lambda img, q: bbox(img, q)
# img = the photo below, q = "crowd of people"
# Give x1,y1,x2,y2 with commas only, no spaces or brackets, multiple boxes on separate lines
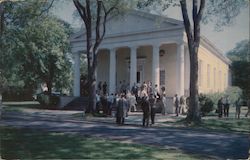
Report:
95,81,188,126
95,81,250,124
217,96,250,119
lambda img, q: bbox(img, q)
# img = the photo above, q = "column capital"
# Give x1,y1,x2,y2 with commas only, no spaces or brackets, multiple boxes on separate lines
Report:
109,46,118,50
152,43,162,49
109,47,117,54
129,45,138,50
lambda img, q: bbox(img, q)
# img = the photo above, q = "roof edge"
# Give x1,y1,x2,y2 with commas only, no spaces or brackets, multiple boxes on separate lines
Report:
200,36,231,65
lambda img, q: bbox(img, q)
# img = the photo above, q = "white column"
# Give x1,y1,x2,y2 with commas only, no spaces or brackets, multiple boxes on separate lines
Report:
152,45,160,87
73,52,80,97
176,42,185,96
109,48,116,94
130,46,137,89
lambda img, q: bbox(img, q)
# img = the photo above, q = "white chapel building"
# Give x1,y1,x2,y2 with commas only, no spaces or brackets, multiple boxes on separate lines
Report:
70,10,231,98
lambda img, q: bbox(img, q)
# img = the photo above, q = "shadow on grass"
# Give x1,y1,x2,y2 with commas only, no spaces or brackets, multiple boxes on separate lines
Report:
72,112,108,120
162,116,250,134
3,103,41,109
0,127,200,160
198,118,250,133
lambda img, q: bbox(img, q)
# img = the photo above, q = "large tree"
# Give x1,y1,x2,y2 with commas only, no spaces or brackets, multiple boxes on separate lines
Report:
227,40,250,99
227,40,250,62
73,0,134,113
0,0,71,99
0,0,55,35
0,0,56,85
16,16,72,95
138,0,248,123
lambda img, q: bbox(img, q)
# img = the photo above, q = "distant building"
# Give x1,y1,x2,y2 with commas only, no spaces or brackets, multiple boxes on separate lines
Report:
70,10,231,97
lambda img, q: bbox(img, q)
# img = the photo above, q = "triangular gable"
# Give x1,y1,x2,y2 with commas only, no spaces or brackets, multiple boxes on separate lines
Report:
71,10,183,41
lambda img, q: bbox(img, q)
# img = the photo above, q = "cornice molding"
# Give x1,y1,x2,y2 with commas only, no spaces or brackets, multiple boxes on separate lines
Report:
200,36,231,65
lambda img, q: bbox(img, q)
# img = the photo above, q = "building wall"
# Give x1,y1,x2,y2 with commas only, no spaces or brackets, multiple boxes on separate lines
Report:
159,44,177,97
96,44,178,96
97,50,110,85
96,42,229,96
116,48,130,85
137,46,152,83
198,45,229,94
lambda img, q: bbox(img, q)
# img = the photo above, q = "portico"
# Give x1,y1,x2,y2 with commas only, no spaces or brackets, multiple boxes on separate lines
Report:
71,10,188,97
73,43,187,98
70,10,231,114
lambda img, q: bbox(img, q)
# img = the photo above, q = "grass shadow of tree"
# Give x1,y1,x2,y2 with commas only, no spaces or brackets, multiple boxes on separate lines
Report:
0,127,201,159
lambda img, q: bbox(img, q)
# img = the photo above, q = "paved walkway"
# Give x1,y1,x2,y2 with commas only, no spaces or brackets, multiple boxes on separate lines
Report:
1,108,249,159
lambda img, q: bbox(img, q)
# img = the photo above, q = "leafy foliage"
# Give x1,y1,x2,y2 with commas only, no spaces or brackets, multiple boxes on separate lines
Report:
202,0,248,31
0,70,7,93
137,0,248,30
227,39,250,99
16,16,72,94
205,87,242,109
199,94,214,116
231,61,250,99
206,92,224,108
224,87,243,104
227,40,250,62
1,1,73,97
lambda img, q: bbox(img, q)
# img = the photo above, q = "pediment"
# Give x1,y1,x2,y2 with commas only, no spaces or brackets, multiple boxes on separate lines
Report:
71,10,183,40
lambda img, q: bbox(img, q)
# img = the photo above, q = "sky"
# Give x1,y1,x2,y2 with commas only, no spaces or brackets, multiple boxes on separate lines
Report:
52,2,249,54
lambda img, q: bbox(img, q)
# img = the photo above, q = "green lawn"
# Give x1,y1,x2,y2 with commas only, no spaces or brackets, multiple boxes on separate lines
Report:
2,101,41,109
162,107,250,134
2,101,249,134
196,106,250,133
197,117,250,133
0,127,205,160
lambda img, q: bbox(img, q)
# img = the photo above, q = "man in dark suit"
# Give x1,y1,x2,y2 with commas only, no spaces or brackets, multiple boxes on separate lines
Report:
116,94,128,125
148,93,156,125
141,96,150,127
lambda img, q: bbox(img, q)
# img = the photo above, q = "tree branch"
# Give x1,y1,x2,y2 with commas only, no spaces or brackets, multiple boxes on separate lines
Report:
193,0,198,20
197,0,205,22
73,0,87,25
86,0,91,22
180,0,193,43
93,0,118,53
37,0,55,17
100,0,118,41
194,0,205,43
93,0,101,53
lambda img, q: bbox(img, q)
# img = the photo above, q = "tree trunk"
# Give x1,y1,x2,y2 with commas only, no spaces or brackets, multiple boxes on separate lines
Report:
73,0,117,114
180,0,204,123
86,66,97,113
86,49,97,113
46,80,52,95
186,45,201,122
